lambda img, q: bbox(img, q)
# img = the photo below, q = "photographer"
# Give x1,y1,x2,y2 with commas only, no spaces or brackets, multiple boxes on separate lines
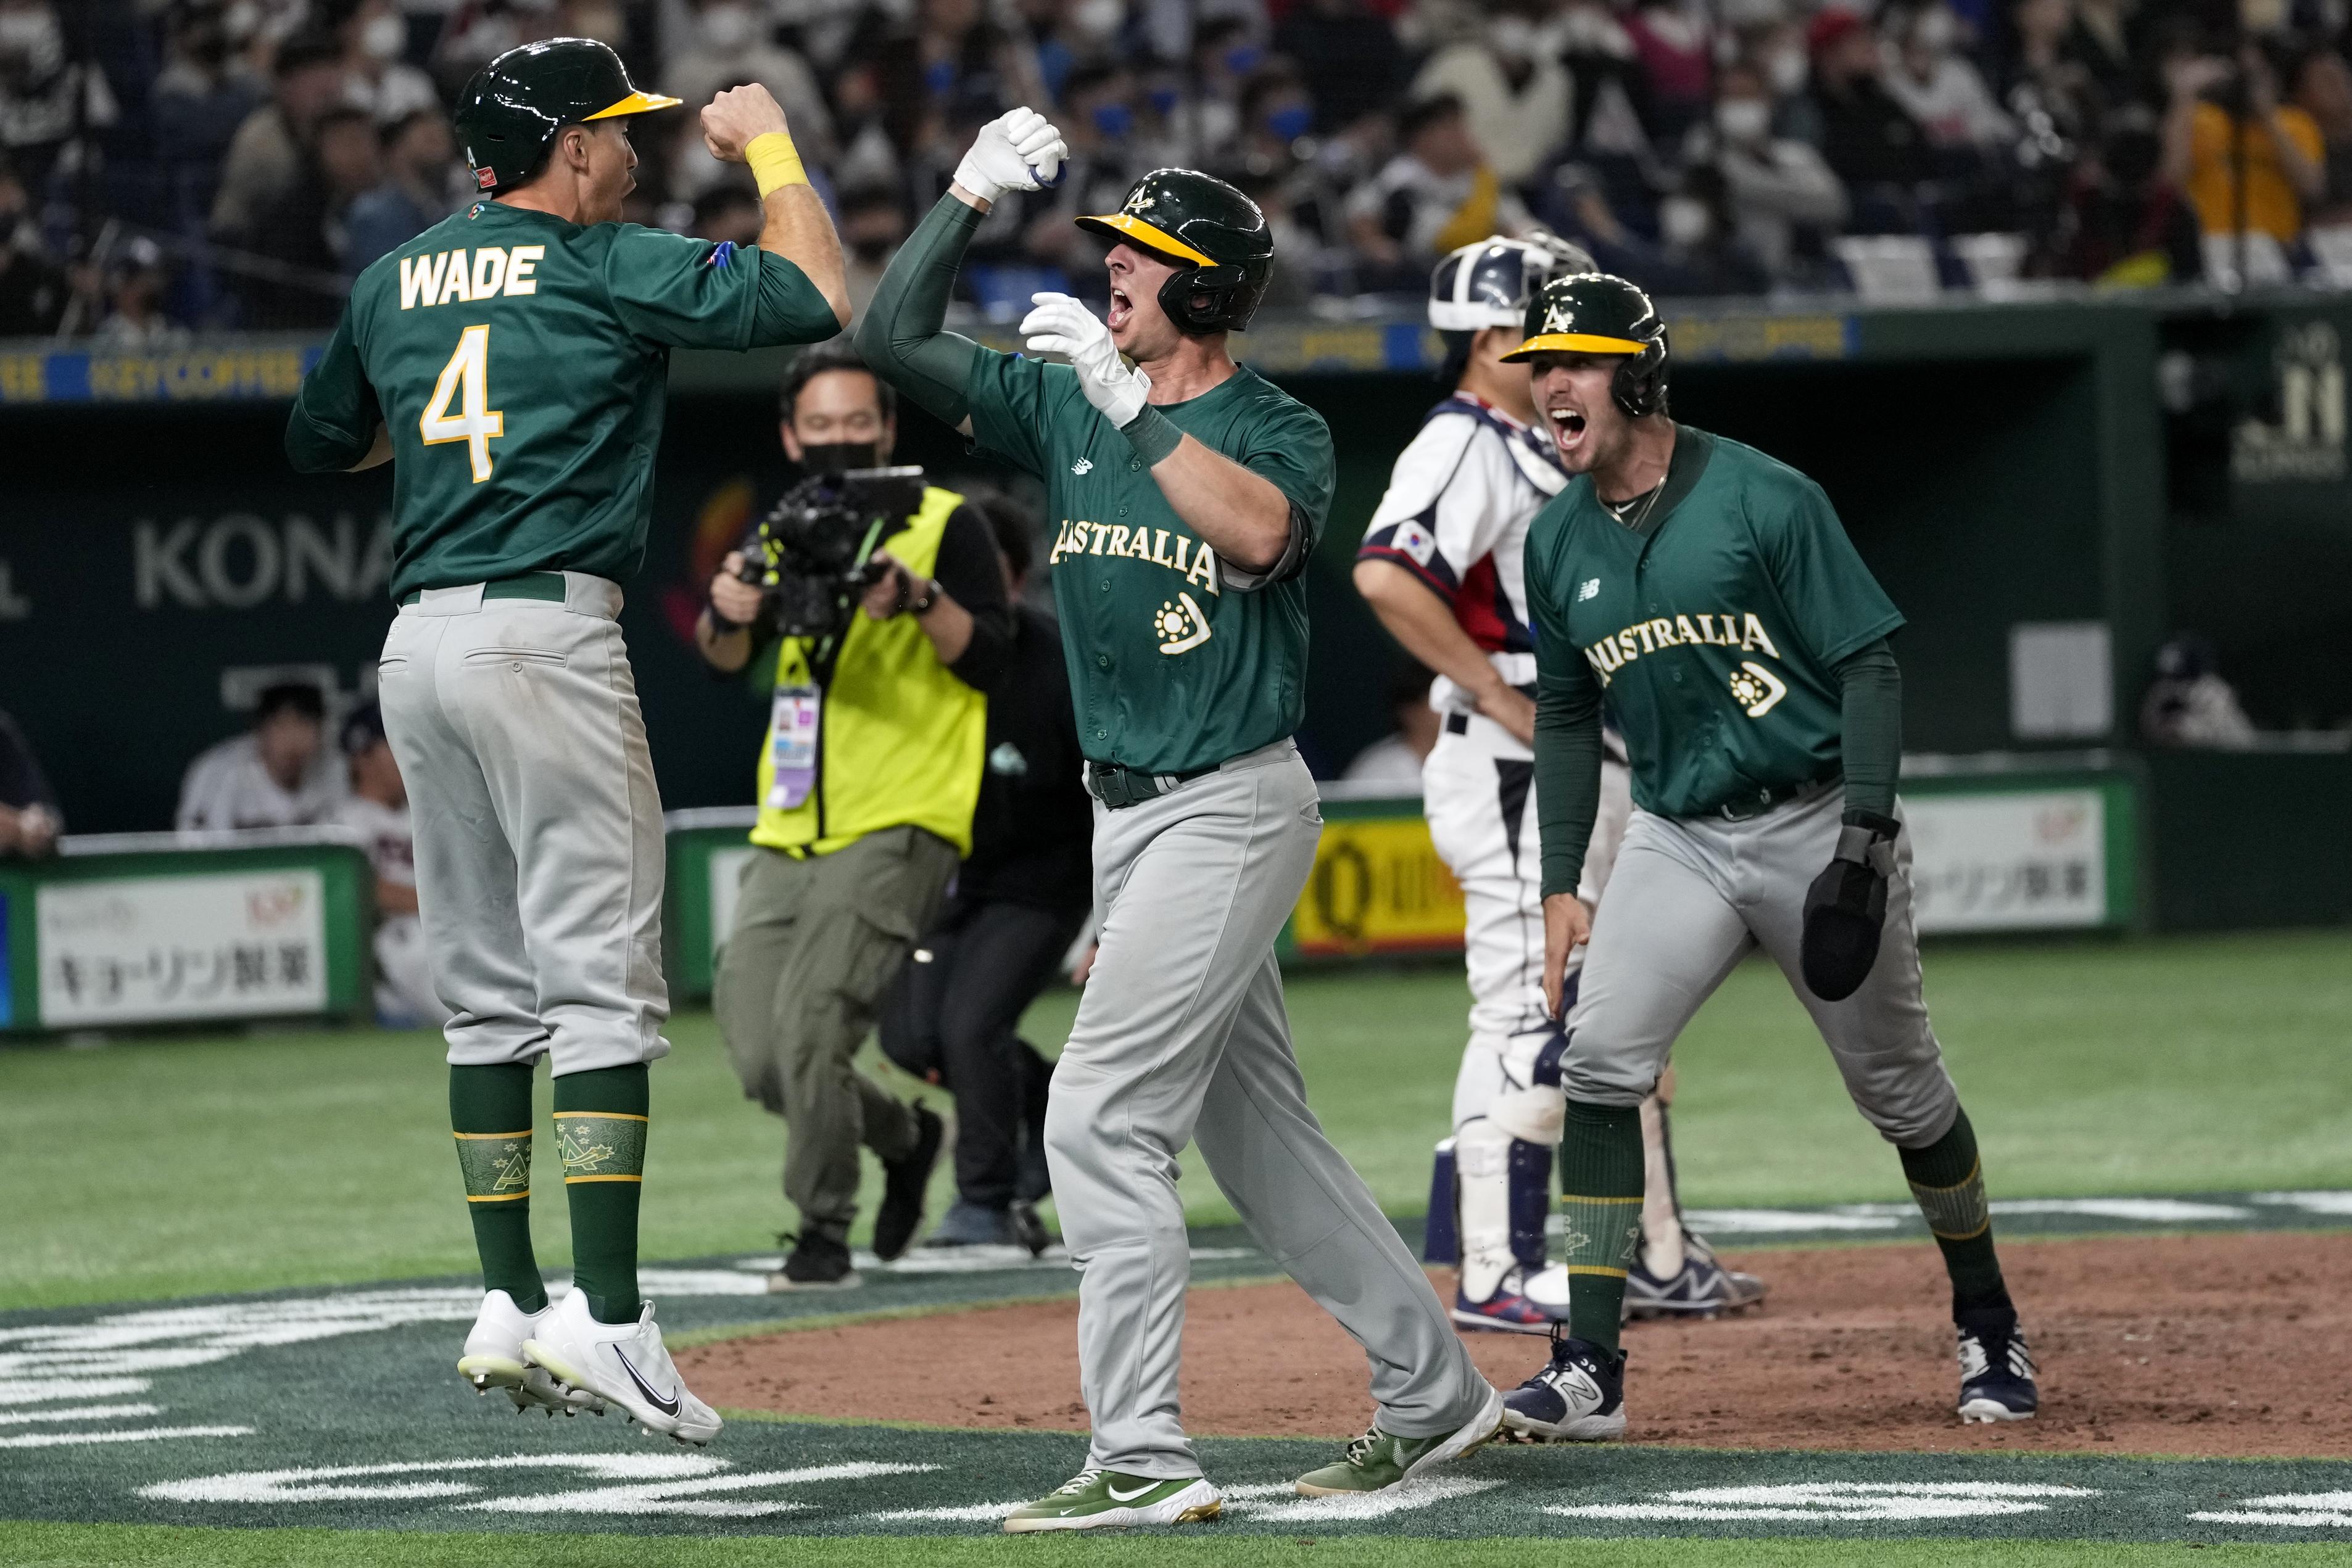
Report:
699,343,1014,1290
2163,39,2324,247
876,497,1094,1257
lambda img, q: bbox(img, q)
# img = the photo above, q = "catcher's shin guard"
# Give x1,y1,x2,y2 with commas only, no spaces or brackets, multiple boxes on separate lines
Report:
1455,1119,1559,1303
1425,1137,1459,1265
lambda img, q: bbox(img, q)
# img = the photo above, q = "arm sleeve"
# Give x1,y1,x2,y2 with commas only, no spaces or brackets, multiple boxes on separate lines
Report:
604,229,838,350
851,192,993,432
284,311,379,473
928,504,1016,691
1528,543,1607,897
1218,399,1334,592
1833,637,1902,822
1757,476,1905,667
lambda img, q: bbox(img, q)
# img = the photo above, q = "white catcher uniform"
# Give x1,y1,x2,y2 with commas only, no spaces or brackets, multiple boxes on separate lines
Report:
1359,389,1634,1312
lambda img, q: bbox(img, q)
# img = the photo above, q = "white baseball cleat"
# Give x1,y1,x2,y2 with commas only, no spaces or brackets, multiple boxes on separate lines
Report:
522,1289,721,1446
458,1289,602,1416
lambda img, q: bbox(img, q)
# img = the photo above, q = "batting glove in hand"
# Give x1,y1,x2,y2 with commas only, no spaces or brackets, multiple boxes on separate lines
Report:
1021,292,1151,427
954,108,1067,203
1799,811,1898,1002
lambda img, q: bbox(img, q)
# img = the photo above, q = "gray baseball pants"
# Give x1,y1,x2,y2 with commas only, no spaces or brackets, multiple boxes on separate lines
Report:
1564,782,1960,1147
376,573,669,1076
1046,740,1492,1480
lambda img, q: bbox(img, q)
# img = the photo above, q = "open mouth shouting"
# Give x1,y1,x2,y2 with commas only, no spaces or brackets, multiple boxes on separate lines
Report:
1547,401,1589,460
1107,284,1135,334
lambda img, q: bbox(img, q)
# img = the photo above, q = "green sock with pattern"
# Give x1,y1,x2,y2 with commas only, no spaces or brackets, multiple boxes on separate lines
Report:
1899,1105,2010,1315
1557,1098,1647,1353
555,1065,650,1326
450,1063,547,1314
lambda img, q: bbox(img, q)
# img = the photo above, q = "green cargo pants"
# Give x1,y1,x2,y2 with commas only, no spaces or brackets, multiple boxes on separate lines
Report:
713,825,961,1241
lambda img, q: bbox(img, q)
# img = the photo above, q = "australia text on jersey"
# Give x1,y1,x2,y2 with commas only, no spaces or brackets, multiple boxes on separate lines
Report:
1045,519,1222,597
1583,610,1792,717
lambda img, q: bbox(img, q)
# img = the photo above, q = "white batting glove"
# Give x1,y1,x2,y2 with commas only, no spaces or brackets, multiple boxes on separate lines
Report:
953,107,1067,203
1021,292,1151,427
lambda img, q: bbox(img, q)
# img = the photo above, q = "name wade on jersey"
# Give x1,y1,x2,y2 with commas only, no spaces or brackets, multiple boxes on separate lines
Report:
397,246,547,309
1046,519,1223,596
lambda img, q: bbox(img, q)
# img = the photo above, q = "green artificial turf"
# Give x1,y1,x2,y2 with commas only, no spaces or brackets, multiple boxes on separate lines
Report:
2,930,2348,1310
0,1523,2329,1568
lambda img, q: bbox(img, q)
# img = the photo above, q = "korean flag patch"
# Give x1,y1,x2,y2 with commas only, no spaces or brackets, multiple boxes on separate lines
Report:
1391,518,1439,567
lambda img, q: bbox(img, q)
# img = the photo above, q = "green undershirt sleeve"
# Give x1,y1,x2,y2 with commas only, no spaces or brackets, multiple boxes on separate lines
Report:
1834,637,1902,822
1533,667,1607,900
851,192,988,429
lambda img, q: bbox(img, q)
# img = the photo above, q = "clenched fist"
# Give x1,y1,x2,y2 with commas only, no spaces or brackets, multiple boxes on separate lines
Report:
702,83,790,164
953,107,1067,204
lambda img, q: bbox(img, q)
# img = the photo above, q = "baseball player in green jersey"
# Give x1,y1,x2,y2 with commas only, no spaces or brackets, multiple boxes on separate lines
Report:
1490,273,2040,1443
284,37,848,1445
856,117,1503,1530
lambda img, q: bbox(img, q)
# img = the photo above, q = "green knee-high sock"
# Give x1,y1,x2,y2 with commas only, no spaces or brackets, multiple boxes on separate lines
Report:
1899,1105,2010,1316
1559,1099,1647,1353
555,1064,649,1326
450,1063,546,1313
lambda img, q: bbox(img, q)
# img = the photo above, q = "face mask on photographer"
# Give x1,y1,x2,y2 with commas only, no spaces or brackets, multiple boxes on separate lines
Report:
798,441,880,476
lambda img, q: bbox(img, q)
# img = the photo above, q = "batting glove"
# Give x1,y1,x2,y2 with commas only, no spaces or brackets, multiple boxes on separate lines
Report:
953,107,1067,203
1021,292,1151,427
1799,811,1899,1002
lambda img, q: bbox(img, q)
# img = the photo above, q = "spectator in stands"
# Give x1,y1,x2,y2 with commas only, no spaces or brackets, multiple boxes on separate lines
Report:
1656,162,1773,293
689,183,764,247
1235,60,1317,178
839,181,909,321
1017,62,1144,277
151,1,267,203
2288,44,2352,229
2163,41,2323,246
1275,0,1410,139
2048,103,2203,284
664,0,837,200
2064,0,2145,110
334,0,436,123
1172,15,1258,163
2002,0,2096,152
2140,633,2258,749
1343,662,1439,788
1625,0,1716,145
333,701,449,1029
1809,9,1938,216
244,102,379,325
177,680,345,831
344,107,457,273
1348,93,1532,284
0,0,117,201
210,30,345,244
1885,1,2015,152
1687,57,1848,280
0,153,64,335
94,236,187,347
1411,2,1573,188
0,705,60,860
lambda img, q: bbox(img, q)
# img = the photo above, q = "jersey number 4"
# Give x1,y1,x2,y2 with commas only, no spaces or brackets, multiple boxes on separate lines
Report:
421,324,504,482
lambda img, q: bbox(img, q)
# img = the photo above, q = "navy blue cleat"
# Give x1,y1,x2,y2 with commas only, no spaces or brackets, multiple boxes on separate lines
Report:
1623,1230,1767,1321
1955,1306,2039,1422
1501,1328,1627,1443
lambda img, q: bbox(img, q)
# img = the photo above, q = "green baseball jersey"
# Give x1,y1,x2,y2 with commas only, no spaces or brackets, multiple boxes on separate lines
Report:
1525,426,1903,819
286,201,837,600
966,355,1334,775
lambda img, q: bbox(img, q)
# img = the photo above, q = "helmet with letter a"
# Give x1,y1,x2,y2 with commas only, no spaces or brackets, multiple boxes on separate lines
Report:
1075,167,1276,334
1500,271,1670,418
453,37,682,196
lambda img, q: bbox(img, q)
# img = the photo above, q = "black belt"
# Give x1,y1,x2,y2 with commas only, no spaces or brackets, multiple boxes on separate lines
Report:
1087,759,1216,811
1712,772,1840,822
399,571,566,608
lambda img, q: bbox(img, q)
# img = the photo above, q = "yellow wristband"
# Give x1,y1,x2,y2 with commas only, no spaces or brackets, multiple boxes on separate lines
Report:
745,131,806,198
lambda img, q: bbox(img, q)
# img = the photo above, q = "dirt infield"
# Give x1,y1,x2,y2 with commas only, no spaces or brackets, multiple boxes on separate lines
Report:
681,1231,2352,1459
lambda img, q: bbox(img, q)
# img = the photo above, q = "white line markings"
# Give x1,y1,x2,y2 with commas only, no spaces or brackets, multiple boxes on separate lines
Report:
1675,1209,1904,1235
2253,1192,2352,1216
1,1424,254,1449
2189,1492,2352,1527
1226,1477,1506,1522
865,1501,1030,1523
467,1460,937,1519
0,1377,152,1406
0,1402,160,1426
1547,1482,2102,1522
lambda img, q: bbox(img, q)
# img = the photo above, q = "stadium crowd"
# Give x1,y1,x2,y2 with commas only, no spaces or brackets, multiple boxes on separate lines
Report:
6,0,2352,336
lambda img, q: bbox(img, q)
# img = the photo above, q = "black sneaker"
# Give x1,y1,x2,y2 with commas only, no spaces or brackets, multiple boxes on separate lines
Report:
1623,1229,1768,1321
768,1232,858,1291
1501,1327,1627,1443
1955,1306,2039,1422
873,1104,945,1262
1009,1199,1052,1258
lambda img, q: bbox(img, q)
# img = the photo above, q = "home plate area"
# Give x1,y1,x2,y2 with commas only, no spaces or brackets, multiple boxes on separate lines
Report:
6,1196,2352,1544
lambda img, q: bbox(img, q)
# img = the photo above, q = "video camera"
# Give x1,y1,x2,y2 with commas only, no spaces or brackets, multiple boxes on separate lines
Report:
739,466,928,640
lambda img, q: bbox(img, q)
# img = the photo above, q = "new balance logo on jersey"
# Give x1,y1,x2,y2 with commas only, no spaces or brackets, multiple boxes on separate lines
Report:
1072,457,1094,475
1581,612,1782,688
1047,519,1220,596
1576,578,1600,601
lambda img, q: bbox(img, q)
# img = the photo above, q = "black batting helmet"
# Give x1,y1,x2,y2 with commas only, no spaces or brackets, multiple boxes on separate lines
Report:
1501,271,1670,418
1077,168,1275,334
453,38,681,196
